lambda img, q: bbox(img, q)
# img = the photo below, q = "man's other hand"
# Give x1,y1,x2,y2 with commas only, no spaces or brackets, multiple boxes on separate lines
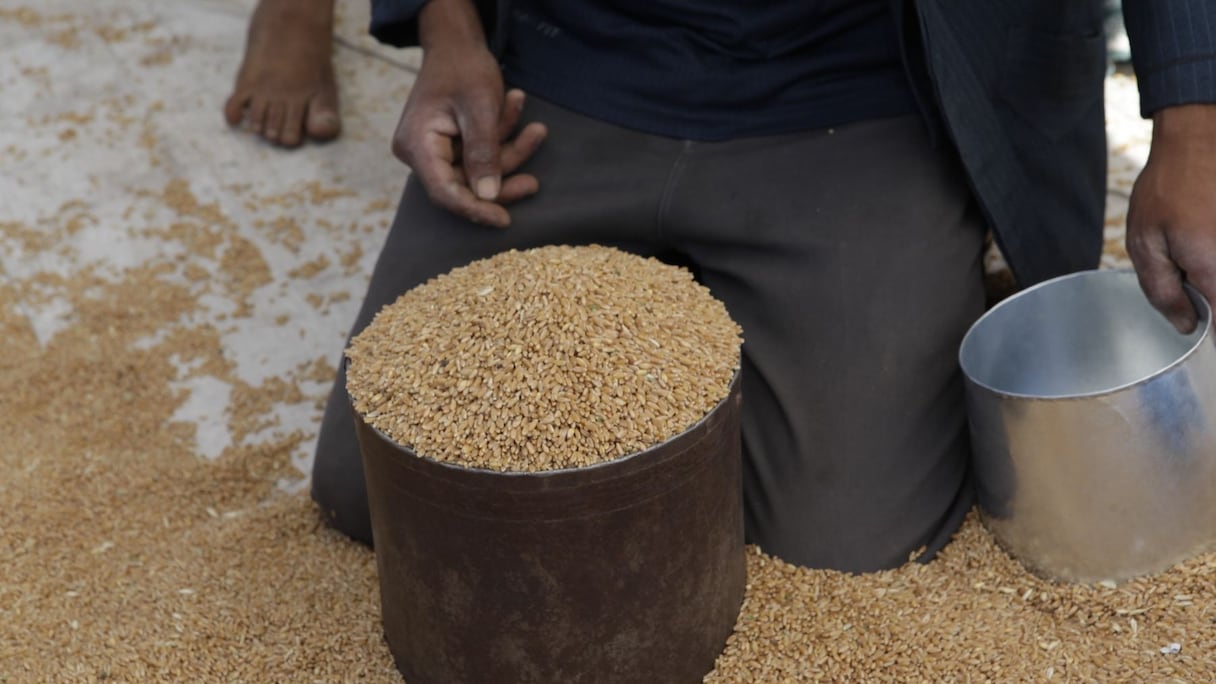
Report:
1128,104,1216,333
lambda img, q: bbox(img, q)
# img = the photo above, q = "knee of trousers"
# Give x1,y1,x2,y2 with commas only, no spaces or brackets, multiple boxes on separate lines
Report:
735,344,980,570
741,430,976,573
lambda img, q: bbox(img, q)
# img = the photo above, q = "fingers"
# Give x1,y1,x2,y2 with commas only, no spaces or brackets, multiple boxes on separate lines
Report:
453,93,504,201
493,122,547,205
1186,266,1216,331
1128,226,1198,333
500,122,548,174
393,86,544,227
497,89,527,140
498,174,540,204
450,123,544,203
1175,246,1216,332
430,180,513,227
1136,260,1196,333
405,129,512,227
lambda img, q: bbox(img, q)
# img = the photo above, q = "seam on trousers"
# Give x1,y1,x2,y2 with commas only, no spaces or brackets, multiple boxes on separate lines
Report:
654,140,696,244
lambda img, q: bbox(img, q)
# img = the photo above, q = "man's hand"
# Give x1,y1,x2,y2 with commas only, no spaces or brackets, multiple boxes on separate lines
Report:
392,0,547,227
1127,104,1216,333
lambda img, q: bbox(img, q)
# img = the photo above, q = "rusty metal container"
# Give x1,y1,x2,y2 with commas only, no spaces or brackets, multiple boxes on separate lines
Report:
353,374,745,684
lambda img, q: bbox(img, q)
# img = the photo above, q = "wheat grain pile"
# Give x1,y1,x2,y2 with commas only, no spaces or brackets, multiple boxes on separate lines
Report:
346,245,743,472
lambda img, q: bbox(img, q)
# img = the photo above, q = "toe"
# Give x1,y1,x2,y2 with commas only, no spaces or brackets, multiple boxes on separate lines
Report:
264,100,287,144
279,100,306,148
247,97,271,136
223,90,249,128
306,107,341,141
306,88,341,141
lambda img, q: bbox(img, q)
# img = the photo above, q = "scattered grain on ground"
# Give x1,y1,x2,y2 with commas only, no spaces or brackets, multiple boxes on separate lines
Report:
705,515,1216,682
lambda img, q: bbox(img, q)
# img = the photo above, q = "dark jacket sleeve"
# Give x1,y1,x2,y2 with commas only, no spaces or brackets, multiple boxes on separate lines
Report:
370,0,501,50
1124,0,1216,116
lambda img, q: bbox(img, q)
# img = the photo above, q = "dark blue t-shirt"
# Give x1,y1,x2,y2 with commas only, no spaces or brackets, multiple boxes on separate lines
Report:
501,1,917,141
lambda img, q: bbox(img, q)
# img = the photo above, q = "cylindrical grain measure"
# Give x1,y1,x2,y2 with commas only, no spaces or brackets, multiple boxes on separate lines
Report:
960,269,1216,583
353,374,745,684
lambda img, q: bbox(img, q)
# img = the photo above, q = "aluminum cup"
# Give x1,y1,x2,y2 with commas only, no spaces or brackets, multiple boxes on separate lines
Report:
960,269,1216,583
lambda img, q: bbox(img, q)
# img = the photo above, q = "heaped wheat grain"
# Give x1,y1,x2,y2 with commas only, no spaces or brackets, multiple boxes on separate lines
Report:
345,245,744,472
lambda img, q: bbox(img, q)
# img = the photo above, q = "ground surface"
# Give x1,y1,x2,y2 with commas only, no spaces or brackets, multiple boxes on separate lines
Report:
5,1,1214,682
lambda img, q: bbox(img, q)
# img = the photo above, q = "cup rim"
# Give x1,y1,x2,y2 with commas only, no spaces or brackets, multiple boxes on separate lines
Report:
959,268,1213,400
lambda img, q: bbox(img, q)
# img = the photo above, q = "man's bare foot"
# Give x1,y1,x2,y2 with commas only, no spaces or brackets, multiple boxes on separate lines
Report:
224,0,341,148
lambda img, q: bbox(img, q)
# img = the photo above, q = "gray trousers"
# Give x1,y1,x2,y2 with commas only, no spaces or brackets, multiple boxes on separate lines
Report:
313,98,986,572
